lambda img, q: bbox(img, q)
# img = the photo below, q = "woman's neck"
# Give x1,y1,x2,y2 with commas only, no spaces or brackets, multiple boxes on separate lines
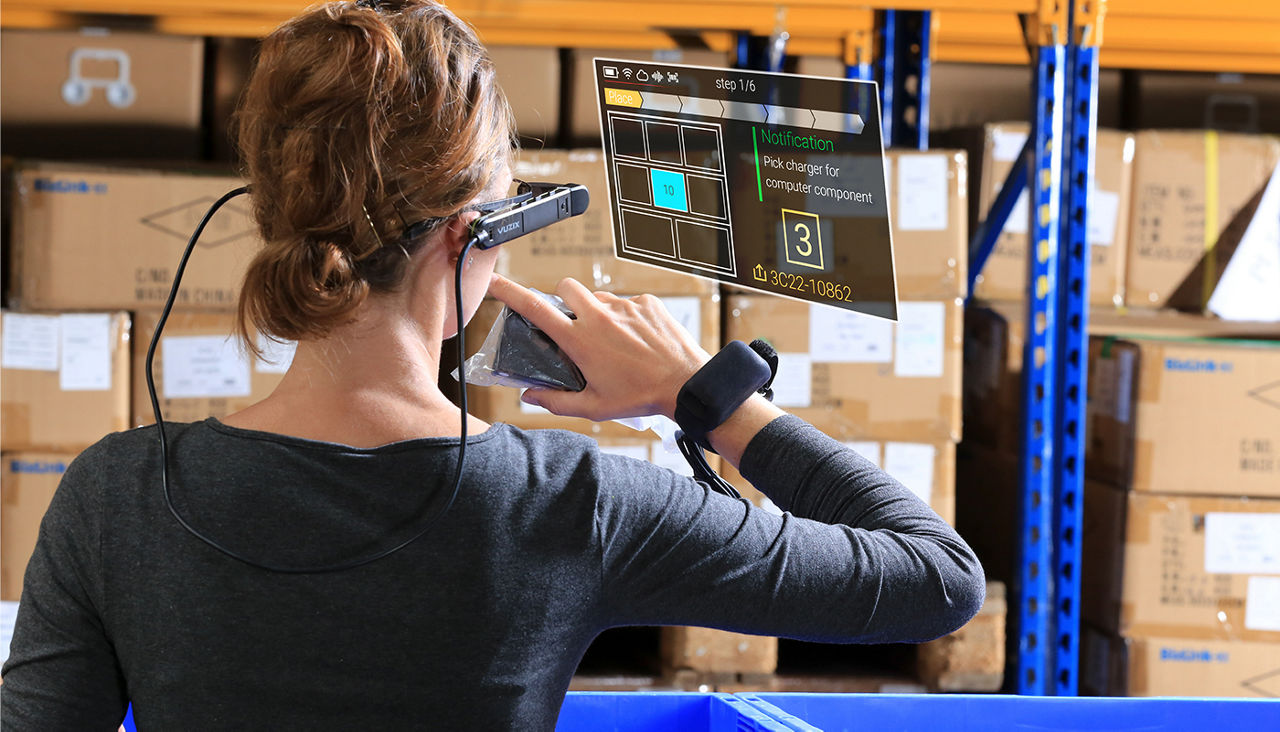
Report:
221,289,488,447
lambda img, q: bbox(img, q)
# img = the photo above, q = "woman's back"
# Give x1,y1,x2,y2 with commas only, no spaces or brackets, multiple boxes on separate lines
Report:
4,416,982,730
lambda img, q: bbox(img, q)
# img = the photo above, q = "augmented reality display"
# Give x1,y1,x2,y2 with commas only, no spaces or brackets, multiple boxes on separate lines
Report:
594,59,897,320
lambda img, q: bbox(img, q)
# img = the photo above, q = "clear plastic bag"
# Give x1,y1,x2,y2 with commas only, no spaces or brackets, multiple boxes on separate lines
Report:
454,291,684,446
456,291,585,391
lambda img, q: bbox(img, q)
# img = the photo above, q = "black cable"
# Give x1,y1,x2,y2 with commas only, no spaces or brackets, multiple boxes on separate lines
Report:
148,188,474,573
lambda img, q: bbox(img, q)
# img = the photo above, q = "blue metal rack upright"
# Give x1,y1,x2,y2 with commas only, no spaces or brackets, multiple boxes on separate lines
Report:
965,0,1099,695
743,0,1099,696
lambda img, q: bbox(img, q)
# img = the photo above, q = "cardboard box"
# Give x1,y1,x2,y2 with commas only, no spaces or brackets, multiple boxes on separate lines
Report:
661,626,777,675
1127,71,1280,136
724,294,962,442
1081,628,1280,698
565,48,730,141
720,438,956,525
796,60,1122,130
10,162,259,311
489,46,561,144
499,149,715,295
885,149,968,298
1083,482,1280,642
1,311,131,452
1126,130,1280,309
1,452,72,601
964,304,1280,455
0,29,203,159
463,294,719,436
1086,335,1280,497
954,123,1134,307
131,310,292,426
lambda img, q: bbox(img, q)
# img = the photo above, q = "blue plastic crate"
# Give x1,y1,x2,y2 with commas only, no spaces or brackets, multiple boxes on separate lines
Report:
742,693,1280,731
123,693,792,731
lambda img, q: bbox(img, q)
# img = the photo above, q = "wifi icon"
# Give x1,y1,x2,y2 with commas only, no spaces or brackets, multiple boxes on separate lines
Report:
623,69,633,79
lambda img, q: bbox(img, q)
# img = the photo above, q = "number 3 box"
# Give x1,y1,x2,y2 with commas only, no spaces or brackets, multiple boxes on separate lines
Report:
781,209,825,271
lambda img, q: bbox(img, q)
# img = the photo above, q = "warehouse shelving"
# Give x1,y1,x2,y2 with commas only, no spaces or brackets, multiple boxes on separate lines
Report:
3,0,1274,698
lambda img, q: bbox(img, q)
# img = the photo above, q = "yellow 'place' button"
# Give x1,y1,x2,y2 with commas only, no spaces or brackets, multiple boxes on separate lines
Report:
605,88,642,108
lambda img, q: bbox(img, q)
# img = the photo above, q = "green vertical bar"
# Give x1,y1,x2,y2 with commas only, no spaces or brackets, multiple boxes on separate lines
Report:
752,127,763,202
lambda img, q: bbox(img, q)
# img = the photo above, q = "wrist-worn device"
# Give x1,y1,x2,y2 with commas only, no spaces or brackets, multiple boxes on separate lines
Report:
672,339,779,499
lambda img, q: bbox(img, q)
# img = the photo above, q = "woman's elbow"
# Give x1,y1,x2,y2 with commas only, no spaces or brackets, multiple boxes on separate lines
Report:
937,550,987,638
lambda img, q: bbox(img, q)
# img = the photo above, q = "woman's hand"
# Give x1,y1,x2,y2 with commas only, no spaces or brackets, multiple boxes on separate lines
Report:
486,273,712,422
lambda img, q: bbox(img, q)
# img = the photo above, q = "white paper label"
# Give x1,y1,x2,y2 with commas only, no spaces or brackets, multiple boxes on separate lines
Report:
657,296,702,347
59,314,112,391
2,313,59,371
1204,513,1280,575
1001,189,1030,235
772,353,812,408
894,302,946,378
844,441,881,468
1245,576,1280,632
0,601,18,667
162,335,252,399
597,444,649,462
1088,188,1121,246
896,155,949,231
809,304,892,363
254,335,297,374
650,441,695,477
884,442,936,505
1208,164,1280,322
992,129,1029,162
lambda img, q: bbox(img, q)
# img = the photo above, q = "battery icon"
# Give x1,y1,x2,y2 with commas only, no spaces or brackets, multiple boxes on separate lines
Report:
603,66,619,79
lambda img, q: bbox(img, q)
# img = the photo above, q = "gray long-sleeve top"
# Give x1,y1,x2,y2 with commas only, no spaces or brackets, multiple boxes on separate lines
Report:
1,414,984,730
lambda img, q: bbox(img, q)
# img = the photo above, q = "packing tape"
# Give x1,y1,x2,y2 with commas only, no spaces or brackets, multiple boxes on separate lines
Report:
1203,130,1220,309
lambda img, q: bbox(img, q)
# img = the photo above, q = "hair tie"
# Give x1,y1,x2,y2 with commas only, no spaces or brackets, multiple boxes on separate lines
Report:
355,0,383,10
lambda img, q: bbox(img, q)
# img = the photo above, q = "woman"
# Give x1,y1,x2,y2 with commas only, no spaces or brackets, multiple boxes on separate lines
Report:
0,1,984,728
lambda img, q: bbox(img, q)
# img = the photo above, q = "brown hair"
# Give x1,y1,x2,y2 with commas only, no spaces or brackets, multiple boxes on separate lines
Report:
234,0,515,350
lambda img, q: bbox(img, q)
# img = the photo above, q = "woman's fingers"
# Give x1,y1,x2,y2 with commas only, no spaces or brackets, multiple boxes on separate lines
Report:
486,273,575,342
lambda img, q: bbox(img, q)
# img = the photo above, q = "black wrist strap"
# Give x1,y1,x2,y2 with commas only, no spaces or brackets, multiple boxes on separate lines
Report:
672,339,778,498
674,339,777,454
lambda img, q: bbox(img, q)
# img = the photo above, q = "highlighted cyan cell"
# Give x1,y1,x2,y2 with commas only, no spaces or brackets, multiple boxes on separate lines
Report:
650,168,688,212
604,88,642,108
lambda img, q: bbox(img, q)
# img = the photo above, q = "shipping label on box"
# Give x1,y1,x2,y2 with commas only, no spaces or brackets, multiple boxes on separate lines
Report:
464,295,719,437
726,294,962,442
1,452,73,601
1083,482,1280,642
11,162,259,311
498,149,714,295
968,123,1133,307
1086,335,1280,497
1126,130,1280,309
1,311,131,452
131,311,292,426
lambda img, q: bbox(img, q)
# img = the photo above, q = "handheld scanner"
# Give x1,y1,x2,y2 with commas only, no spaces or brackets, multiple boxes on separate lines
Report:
469,181,590,249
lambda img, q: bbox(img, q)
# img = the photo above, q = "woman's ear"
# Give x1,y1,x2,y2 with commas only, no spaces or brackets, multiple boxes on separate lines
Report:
441,211,483,262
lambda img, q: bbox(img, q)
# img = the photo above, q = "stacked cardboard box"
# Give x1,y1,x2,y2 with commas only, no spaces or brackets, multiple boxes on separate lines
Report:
942,122,1135,307
0,29,204,160
2,161,288,606
1079,331,1280,697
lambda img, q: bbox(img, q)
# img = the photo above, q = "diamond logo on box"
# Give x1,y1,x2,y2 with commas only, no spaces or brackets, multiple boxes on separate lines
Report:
140,196,256,248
